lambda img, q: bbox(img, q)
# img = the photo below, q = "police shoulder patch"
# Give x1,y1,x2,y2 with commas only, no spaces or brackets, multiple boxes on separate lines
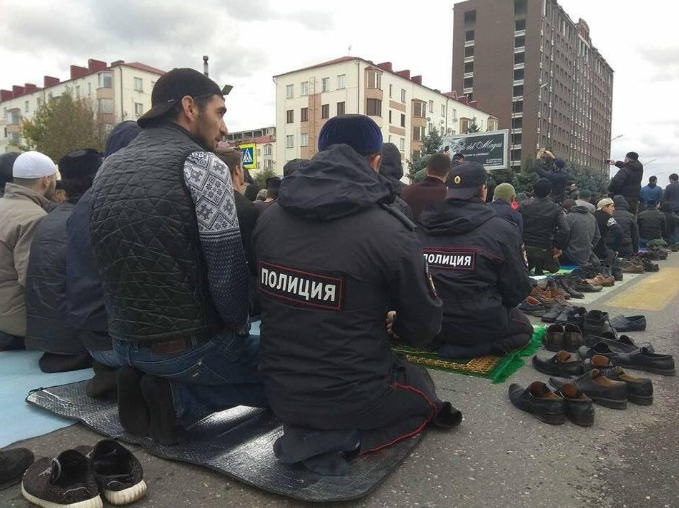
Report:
423,248,476,271
607,217,617,226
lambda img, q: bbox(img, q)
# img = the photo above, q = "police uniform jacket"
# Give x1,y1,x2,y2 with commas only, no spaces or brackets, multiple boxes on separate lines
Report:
252,144,442,422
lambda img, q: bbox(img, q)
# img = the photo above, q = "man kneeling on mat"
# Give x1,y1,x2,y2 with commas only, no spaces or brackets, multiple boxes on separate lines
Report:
253,114,461,475
418,162,534,358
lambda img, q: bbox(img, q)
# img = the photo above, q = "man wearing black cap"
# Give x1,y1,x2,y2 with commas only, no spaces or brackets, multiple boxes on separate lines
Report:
25,149,102,373
519,178,570,274
254,114,459,470
418,162,533,358
90,69,266,444
607,152,644,215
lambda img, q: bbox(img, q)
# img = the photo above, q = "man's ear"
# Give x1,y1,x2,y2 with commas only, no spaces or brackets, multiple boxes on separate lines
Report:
366,154,382,172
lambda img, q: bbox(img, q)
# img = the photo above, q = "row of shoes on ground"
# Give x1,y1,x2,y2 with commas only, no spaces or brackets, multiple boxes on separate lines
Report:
543,322,654,354
542,307,646,333
21,439,146,508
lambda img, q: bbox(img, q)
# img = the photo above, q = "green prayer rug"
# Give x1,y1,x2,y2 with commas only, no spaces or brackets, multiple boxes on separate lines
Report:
392,326,545,384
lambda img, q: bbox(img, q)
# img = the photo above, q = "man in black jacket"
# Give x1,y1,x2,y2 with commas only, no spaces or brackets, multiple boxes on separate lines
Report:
608,152,644,215
419,162,533,358
379,142,414,220
519,178,570,274
90,69,266,445
637,201,668,246
254,114,458,462
25,149,102,374
611,195,639,257
532,148,569,203
663,173,679,213
594,198,623,262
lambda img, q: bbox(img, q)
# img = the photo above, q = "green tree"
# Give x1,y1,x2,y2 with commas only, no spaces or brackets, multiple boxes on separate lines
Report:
466,118,480,133
254,169,276,190
15,89,105,161
566,162,609,201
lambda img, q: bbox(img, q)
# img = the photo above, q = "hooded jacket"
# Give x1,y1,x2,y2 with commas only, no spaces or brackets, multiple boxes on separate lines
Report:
519,197,570,250
253,144,442,422
594,210,623,258
611,196,639,256
562,205,601,265
637,208,667,241
379,143,414,221
608,159,644,199
0,184,51,336
418,199,531,344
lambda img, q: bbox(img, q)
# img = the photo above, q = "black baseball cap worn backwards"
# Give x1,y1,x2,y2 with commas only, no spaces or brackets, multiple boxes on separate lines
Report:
446,161,488,200
138,68,226,127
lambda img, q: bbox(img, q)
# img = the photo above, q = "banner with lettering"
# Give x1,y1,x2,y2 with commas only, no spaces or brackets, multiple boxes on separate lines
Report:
440,130,509,170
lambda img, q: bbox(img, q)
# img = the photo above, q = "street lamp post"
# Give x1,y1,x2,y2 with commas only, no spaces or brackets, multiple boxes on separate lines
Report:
511,82,548,171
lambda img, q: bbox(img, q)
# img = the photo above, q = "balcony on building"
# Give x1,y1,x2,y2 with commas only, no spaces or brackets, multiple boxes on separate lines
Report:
513,63,525,70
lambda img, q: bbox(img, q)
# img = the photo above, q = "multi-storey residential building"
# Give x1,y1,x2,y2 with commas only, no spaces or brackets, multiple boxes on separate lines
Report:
452,0,614,172
274,56,499,172
226,126,276,174
0,58,165,154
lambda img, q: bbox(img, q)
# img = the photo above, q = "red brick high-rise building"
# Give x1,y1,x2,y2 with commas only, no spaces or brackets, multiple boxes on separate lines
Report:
452,0,614,173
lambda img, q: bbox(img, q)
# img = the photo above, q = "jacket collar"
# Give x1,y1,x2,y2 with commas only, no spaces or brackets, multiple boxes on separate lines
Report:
147,121,210,151
2,183,51,210
421,176,446,186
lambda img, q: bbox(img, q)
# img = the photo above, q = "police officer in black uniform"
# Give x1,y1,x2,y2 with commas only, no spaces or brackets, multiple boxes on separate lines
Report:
418,162,533,358
253,115,460,470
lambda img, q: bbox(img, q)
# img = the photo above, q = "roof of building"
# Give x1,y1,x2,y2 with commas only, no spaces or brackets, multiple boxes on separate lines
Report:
274,56,357,78
228,134,276,146
118,62,166,76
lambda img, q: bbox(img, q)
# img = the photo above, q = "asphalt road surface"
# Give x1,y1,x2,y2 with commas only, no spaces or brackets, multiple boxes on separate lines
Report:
2,255,678,508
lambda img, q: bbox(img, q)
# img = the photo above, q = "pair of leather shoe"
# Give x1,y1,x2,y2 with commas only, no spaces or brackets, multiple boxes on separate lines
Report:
579,343,676,377
542,324,584,352
508,381,593,426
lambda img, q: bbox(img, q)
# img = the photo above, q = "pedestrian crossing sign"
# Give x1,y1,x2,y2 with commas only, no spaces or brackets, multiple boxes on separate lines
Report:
240,143,257,170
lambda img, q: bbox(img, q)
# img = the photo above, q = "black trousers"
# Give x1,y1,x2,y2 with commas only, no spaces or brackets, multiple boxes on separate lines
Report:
281,358,441,454
526,245,560,274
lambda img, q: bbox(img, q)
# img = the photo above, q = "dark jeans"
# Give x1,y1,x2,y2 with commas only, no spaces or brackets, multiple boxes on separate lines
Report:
0,330,25,351
113,329,267,423
437,308,533,358
626,197,639,217
90,349,123,369
526,245,560,274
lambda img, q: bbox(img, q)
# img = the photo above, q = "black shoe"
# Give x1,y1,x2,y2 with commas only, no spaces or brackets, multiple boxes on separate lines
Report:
87,361,119,399
558,278,585,299
541,305,565,324
508,382,565,425
557,306,587,329
584,356,653,405
564,324,585,352
518,297,547,317
550,369,628,410
22,450,101,508
578,342,615,361
89,440,147,505
584,332,654,353
642,259,659,272
140,374,185,445
532,351,584,377
610,315,647,332
611,266,624,281
39,352,93,373
610,347,676,376
542,324,565,352
117,367,149,437
555,384,595,426
0,448,34,490
583,310,613,336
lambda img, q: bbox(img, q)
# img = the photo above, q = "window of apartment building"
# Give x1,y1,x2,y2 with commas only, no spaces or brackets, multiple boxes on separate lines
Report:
513,85,524,97
321,104,330,118
515,35,526,48
465,62,474,74
86,83,91,96
441,104,445,116
75,86,80,97
286,135,294,148
460,117,471,133
401,113,406,127
512,117,523,129
514,68,525,81
8,110,20,124
514,52,525,64
465,30,475,42
488,118,499,131
367,71,381,90
428,100,433,113
515,19,526,31
9,131,20,143
465,46,475,58
36,97,43,108
337,101,345,115
514,0,527,16
464,78,474,89
412,126,425,141
134,78,143,92
389,84,393,98
98,72,112,88
322,77,329,92
366,99,382,117
413,102,425,118
264,144,272,156
388,110,392,124
286,84,294,98
337,74,346,89
428,122,434,133
98,98,113,114
286,109,294,123
134,103,144,116
301,133,309,147
399,138,405,151
301,81,309,96
301,107,308,122
464,10,476,26
512,133,522,145
401,89,406,102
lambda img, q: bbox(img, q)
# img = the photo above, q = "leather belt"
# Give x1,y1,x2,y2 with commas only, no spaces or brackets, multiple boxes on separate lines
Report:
149,337,194,354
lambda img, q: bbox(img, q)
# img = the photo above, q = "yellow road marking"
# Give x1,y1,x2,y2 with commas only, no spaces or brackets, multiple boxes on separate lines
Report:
607,268,679,310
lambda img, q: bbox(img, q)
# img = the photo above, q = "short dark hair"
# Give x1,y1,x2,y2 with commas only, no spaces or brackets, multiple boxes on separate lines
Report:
452,153,465,161
427,153,452,178
670,174,679,182
216,147,242,176
267,188,279,200
163,94,214,123
660,201,672,213
62,174,95,198
650,176,658,182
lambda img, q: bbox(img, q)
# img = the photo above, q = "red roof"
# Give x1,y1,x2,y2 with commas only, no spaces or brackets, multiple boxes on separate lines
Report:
274,56,357,77
118,62,166,75
228,134,275,146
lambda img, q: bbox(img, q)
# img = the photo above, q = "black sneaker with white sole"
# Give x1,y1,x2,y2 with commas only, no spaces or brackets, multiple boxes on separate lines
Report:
88,440,147,506
21,449,102,508
0,448,34,490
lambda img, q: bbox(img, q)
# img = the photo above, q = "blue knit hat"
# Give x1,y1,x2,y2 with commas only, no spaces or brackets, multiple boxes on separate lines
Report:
318,114,383,156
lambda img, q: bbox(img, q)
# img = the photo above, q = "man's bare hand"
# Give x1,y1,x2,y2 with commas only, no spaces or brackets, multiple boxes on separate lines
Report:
386,311,397,337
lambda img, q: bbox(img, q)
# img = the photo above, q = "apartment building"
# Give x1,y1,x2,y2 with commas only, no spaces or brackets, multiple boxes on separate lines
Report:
274,56,498,172
452,0,614,172
226,126,276,174
0,58,165,154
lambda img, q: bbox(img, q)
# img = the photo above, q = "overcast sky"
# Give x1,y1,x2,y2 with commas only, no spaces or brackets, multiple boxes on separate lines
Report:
1,0,677,180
